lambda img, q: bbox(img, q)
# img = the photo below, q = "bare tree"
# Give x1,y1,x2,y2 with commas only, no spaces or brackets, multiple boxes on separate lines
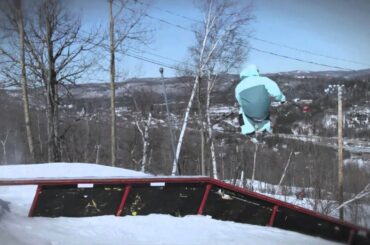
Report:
251,143,258,184
107,0,150,166
95,144,101,164
0,0,35,162
278,151,294,186
331,183,370,215
130,86,154,172
24,0,97,162
205,73,218,178
173,0,252,176
134,112,152,172
0,130,10,164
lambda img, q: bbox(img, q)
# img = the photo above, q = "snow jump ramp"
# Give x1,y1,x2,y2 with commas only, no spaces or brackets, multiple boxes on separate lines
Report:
1,177,369,245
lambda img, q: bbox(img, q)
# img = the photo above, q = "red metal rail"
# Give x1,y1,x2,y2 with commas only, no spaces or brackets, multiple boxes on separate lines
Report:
197,184,212,215
28,185,42,217
116,185,132,216
1,176,369,234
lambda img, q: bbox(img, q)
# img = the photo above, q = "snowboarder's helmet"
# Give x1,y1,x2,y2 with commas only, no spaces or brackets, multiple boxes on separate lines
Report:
240,64,259,78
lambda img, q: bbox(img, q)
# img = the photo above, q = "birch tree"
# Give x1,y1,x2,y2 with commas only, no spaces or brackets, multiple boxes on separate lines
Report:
15,0,35,162
135,112,152,172
130,87,154,173
173,0,253,176
0,130,10,164
278,151,294,187
251,144,258,184
0,0,35,162
107,0,150,167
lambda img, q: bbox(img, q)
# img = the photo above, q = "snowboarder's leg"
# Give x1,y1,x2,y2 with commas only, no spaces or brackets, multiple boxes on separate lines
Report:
256,120,272,134
238,114,260,143
240,113,256,135
252,120,272,144
238,112,272,144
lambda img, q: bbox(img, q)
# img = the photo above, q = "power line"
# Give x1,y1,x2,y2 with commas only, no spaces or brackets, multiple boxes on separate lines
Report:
128,46,191,66
249,36,370,67
140,12,193,32
135,0,202,24
125,51,186,73
250,47,354,71
79,29,191,71
115,1,193,32
142,14,355,70
135,1,367,68
15,4,366,84
128,3,367,70
135,11,355,71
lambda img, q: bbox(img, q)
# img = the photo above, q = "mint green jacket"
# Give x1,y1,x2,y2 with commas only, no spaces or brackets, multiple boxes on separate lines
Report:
235,65,286,134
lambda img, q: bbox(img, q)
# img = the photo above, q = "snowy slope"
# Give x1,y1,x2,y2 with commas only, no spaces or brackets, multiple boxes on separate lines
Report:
0,163,340,245
0,162,149,179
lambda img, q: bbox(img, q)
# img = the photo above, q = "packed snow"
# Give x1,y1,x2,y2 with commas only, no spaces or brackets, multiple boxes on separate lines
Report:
0,163,341,245
0,163,149,180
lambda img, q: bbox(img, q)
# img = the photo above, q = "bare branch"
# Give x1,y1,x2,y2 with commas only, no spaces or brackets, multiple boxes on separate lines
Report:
331,183,370,213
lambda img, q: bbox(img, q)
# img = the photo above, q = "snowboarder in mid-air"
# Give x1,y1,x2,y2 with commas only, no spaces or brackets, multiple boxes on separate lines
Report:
235,64,286,143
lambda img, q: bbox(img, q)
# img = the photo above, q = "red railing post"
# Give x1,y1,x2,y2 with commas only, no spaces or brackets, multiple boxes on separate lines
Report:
198,184,212,215
28,185,42,217
116,185,132,216
267,205,279,227
347,229,355,245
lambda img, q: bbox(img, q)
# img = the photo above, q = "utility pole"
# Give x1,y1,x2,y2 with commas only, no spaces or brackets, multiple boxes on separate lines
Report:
337,85,344,220
159,68,178,175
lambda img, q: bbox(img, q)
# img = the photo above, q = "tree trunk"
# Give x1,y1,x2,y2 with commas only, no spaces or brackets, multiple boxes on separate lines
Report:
172,75,200,175
141,112,152,172
196,83,206,176
251,144,258,184
95,144,101,164
0,130,10,164
53,85,60,161
278,151,294,187
46,82,53,162
84,119,90,162
16,0,35,163
206,76,218,179
160,69,177,173
36,112,43,156
109,0,117,167
46,11,60,162
221,140,225,180
200,128,206,175
240,170,244,188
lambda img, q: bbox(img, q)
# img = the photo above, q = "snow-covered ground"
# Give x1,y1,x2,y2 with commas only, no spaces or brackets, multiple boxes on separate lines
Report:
0,163,341,245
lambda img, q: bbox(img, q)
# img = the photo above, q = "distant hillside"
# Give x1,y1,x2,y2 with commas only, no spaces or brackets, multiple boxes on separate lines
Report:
1,69,369,191
269,68,370,80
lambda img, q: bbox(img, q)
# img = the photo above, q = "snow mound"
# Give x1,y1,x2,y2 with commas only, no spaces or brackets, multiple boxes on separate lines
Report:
0,162,149,180
0,199,10,220
0,163,341,245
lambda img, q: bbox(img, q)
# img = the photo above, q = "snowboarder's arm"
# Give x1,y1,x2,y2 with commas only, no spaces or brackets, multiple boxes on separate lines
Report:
264,78,286,102
235,84,242,104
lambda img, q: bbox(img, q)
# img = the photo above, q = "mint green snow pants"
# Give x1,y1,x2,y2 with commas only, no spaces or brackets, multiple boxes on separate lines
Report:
238,108,272,135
